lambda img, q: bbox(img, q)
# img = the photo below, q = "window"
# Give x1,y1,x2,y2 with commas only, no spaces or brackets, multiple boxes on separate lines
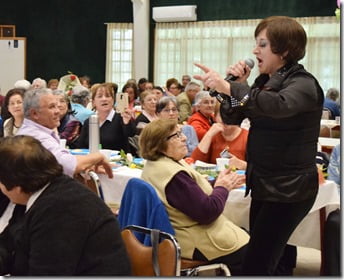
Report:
106,17,340,94
154,17,340,93
106,23,133,90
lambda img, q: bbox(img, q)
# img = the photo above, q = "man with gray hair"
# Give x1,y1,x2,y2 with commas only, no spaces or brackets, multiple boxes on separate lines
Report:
17,87,112,178
176,81,201,123
70,85,94,124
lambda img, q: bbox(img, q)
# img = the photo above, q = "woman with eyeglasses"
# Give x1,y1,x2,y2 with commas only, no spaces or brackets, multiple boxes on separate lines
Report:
187,91,216,141
139,119,249,276
156,96,198,157
1,88,25,137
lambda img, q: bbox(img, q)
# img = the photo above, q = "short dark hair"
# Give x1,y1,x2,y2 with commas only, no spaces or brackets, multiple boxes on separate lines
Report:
122,82,139,99
139,119,178,160
255,16,307,64
0,135,63,193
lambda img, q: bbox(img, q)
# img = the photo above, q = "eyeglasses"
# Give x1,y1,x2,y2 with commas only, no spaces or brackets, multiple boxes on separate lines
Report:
162,108,178,113
166,130,183,141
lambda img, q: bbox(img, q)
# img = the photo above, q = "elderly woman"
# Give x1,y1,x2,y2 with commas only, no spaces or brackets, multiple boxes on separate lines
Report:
135,90,158,133
73,83,136,152
139,119,249,275
70,85,94,125
191,102,248,170
187,91,216,141
156,96,198,157
52,90,82,147
1,88,25,137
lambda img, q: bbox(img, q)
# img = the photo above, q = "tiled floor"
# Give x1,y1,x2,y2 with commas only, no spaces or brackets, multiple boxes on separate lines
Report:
293,247,321,276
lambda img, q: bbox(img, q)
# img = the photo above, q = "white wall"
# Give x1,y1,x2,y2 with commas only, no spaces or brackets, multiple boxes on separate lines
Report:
0,38,26,95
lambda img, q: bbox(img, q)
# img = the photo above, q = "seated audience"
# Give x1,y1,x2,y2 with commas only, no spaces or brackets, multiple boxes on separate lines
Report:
135,90,158,133
181,74,191,91
0,135,131,276
191,103,248,170
139,119,249,275
31,77,47,89
177,81,201,123
187,91,216,141
152,86,164,101
52,90,82,147
1,88,25,137
74,83,136,152
17,88,112,178
47,79,59,90
144,82,154,91
137,77,148,94
79,75,92,89
156,96,198,157
122,82,139,110
323,88,340,120
70,85,94,125
165,78,182,97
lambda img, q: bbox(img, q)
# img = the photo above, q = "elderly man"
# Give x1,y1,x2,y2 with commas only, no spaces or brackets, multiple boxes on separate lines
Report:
176,81,201,123
17,87,112,178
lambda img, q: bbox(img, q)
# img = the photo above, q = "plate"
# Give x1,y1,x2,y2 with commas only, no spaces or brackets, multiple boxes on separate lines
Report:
70,149,89,155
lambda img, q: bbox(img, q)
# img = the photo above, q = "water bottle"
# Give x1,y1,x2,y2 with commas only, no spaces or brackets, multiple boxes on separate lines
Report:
89,114,100,153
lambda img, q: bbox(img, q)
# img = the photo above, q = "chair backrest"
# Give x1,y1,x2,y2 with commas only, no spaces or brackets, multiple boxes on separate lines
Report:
118,178,231,276
74,171,104,200
118,177,175,245
322,108,332,120
121,225,181,276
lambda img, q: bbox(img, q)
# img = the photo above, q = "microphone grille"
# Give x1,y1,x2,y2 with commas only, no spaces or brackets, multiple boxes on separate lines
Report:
244,58,255,69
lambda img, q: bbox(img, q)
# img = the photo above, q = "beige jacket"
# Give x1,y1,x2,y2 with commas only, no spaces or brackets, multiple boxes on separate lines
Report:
141,156,249,260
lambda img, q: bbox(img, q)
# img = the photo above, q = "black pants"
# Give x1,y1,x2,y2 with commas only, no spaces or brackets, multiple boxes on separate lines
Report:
323,208,340,276
241,196,316,275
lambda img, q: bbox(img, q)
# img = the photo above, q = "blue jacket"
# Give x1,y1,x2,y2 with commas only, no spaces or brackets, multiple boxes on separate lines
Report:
118,178,175,245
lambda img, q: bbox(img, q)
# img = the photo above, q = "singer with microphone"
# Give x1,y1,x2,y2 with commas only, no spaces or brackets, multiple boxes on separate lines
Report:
194,16,324,276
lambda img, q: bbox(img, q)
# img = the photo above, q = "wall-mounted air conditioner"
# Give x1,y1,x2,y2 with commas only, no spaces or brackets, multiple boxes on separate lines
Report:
152,5,197,22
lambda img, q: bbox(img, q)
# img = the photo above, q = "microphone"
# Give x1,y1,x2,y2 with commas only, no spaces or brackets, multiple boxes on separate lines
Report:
209,58,255,102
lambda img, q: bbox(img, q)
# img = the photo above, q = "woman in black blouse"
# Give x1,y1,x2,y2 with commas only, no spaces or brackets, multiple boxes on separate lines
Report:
72,83,136,152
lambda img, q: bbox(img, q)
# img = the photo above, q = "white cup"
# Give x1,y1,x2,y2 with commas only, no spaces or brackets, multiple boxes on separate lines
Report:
99,149,112,160
59,139,67,149
216,158,230,171
335,116,340,125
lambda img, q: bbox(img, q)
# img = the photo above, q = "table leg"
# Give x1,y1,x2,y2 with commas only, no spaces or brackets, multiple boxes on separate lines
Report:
319,207,326,275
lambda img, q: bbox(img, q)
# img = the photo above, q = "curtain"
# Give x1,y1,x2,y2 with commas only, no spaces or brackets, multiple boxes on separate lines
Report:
154,17,340,93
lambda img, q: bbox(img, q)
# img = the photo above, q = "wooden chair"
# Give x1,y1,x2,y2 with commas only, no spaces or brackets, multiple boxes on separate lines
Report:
121,225,181,276
121,225,231,277
74,171,104,199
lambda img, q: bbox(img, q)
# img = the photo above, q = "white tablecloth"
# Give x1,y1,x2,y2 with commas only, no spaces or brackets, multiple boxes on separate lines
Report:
318,137,340,149
99,168,340,250
224,180,340,250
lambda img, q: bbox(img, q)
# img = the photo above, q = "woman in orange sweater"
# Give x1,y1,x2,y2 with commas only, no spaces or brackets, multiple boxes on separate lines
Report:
191,103,248,170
